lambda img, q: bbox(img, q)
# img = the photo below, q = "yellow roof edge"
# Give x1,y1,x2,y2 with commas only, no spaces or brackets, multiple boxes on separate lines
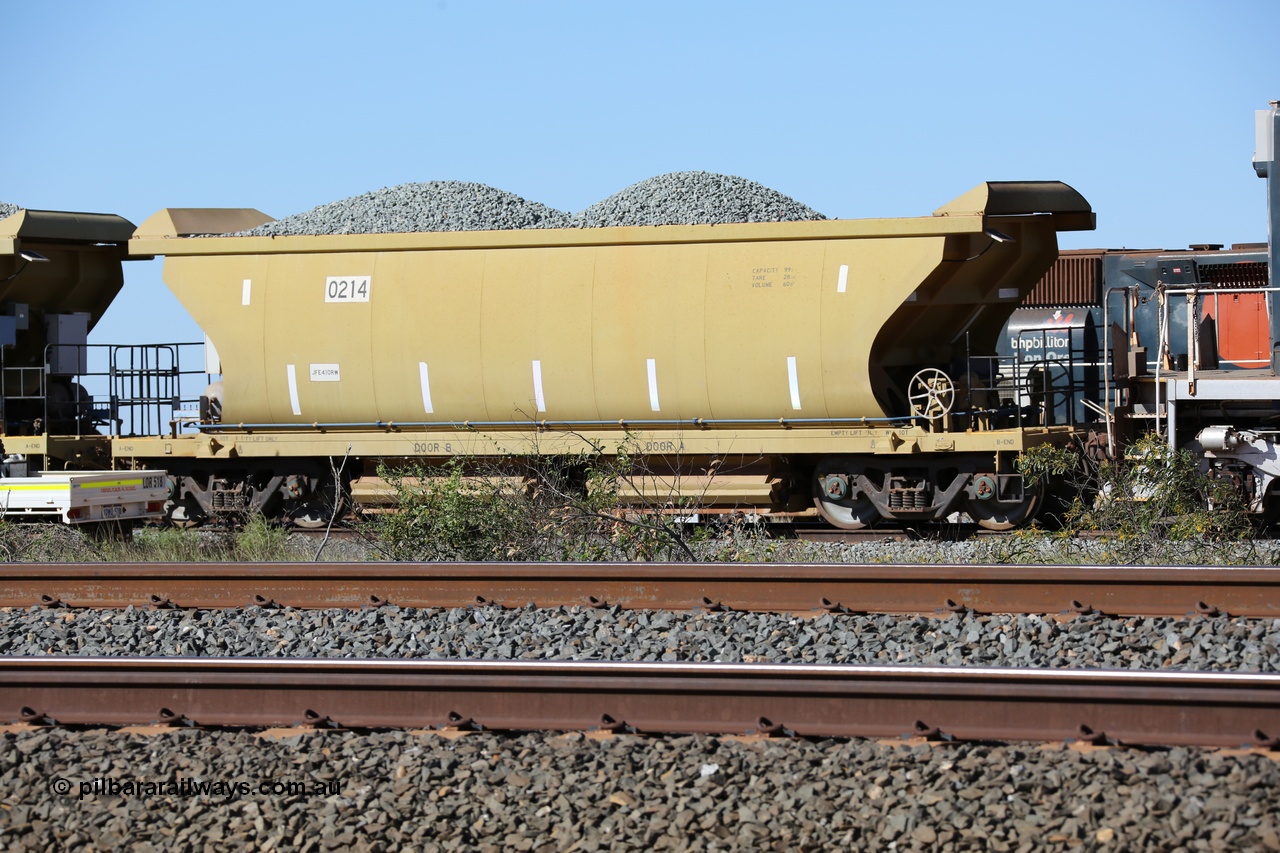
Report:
128,213,988,257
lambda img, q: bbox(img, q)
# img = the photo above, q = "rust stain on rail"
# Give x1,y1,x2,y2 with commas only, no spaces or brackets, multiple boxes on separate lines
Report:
4,658,1278,749
2,562,1280,617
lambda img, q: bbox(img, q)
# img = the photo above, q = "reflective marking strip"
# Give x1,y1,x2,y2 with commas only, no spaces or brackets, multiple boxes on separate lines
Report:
419,362,434,414
242,279,252,305
0,484,71,491
647,358,661,412
205,334,221,375
287,364,301,416
837,265,849,293
532,360,546,413
787,356,802,410
2,479,156,492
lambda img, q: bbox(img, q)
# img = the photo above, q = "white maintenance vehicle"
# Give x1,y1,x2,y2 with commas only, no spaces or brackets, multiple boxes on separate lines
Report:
0,469,168,525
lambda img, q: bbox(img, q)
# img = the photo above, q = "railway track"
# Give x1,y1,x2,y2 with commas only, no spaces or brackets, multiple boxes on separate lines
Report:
783,524,1004,543
6,657,1278,748
5,562,1280,617
9,561,1278,751
291,521,1037,544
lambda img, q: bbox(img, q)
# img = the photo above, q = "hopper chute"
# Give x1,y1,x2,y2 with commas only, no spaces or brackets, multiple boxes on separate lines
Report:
0,209,137,334
868,181,1096,416
0,208,139,445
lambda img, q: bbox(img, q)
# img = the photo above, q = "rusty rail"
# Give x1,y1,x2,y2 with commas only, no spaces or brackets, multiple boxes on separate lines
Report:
4,563,1280,617
5,657,1278,748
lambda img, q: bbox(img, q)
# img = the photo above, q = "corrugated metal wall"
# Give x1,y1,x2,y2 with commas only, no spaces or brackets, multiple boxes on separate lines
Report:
1022,252,1103,307
1200,261,1269,288
1021,248,1270,310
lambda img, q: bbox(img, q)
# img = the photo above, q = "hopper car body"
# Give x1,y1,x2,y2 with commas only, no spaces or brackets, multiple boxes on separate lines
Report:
108,181,1094,529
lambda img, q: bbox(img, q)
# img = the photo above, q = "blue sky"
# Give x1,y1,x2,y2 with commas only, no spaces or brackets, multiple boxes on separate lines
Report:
4,0,1278,345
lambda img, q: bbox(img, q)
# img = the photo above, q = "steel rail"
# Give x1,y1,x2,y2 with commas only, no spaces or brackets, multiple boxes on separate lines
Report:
4,562,1280,617
5,657,1278,748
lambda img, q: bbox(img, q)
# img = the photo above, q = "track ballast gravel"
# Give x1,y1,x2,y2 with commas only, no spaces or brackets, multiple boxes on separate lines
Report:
4,727,1277,851
6,602,1279,850
4,605,1278,672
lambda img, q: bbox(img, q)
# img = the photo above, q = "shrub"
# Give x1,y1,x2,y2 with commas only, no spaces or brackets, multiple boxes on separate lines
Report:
367,450,701,562
1017,433,1254,562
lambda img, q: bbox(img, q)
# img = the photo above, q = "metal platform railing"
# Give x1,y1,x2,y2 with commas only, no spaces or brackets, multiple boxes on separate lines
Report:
0,342,212,439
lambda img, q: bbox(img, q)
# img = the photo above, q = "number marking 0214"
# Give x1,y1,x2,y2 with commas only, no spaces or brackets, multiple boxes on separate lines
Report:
325,276,371,302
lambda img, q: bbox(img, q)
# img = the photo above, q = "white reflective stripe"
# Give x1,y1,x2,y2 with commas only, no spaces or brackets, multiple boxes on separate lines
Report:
419,362,434,414
787,356,802,410
242,279,252,305
286,364,301,416
837,264,848,293
204,334,221,375
647,358,660,412
532,360,546,412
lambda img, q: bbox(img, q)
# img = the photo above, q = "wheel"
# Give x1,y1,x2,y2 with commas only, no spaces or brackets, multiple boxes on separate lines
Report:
165,497,207,529
908,369,955,421
814,493,880,529
285,477,349,529
286,492,346,529
812,460,881,530
964,479,1043,531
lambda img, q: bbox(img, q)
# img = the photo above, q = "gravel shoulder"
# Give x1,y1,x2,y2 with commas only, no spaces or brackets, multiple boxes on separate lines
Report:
4,604,1278,672
4,727,1277,851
